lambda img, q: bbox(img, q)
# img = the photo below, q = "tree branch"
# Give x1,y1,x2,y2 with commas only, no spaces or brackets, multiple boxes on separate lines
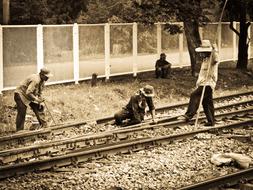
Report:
229,21,240,36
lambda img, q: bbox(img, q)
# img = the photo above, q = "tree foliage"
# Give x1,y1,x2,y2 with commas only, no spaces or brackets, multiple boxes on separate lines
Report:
8,0,89,24
127,0,218,75
224,0,252,70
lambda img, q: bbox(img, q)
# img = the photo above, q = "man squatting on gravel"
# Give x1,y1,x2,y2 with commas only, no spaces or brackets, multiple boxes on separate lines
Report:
114,85,157,126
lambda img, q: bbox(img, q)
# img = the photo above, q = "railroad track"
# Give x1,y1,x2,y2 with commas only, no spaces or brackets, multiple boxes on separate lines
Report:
0,91,252,150
96,90,253,124
178,167,253,190
0,114,252,179
0,91,252,179
0,100,252,165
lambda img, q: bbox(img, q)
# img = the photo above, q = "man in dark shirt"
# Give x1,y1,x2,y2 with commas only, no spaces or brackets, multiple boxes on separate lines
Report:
155,53,172,78
14,67,53,131
114,85,157,126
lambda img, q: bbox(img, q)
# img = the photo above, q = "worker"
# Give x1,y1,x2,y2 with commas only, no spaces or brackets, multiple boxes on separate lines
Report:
114,85,157,126
179,40,219,126
14,67,53,131
155,53,172,78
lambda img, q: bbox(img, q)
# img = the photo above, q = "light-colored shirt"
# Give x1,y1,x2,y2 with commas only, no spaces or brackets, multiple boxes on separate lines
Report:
15,74,45,106
196,51,219,90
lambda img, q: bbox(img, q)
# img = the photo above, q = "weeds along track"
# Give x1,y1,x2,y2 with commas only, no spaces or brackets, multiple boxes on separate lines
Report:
0,90,253,150
0,105,252,178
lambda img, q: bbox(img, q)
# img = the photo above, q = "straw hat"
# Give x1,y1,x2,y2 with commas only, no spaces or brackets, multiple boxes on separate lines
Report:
40,67,53,77
195,40,213,52
140,85,155,97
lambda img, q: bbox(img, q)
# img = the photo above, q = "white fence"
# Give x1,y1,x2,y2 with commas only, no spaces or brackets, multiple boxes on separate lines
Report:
0,22,252,93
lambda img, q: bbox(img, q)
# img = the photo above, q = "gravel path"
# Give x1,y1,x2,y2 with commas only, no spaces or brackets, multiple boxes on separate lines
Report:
1,134,252,190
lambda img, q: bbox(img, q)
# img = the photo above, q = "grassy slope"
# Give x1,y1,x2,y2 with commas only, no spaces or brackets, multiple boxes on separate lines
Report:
0,68,252,132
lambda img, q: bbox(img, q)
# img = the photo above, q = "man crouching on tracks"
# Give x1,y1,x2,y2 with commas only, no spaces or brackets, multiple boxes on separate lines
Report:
14,67,53,132
179,40,219,126
114,85,157,126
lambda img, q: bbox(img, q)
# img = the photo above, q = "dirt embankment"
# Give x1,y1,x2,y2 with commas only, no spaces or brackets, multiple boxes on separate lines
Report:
0,68,252,132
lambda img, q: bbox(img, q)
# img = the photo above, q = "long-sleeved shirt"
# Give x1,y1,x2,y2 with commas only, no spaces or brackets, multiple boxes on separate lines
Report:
125,93,155,120
15,74,45,106
155,59,171,68
196,51,219,90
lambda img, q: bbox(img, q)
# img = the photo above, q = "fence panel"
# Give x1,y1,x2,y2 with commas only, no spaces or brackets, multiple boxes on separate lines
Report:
2,22,253,91
43,26,73,82
137,24,157,71
220,23,234,61
202,23,218,44
235,23,240,62
110,24,133,75
161,24,180,67
79,25,105,78
182,32,191,66
3,27,37,88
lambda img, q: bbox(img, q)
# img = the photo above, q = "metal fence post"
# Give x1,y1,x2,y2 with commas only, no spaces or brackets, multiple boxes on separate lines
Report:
104,23,110,80
36,24,44,73
179,22,184,65
0,25,3,94
199,27,203,40
218,23,222,62
248,24,251,59
157,23,162,58
133,22,138,77
73,23,79,84
233,22,237,61
3,0,10,24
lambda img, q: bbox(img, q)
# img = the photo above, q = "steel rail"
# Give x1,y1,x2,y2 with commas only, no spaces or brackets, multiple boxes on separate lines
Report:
0,129,51,149
0,104,252,164
0,92,252,150
95,90,253,124
178,167,253,190
0,119,252,179
0,99,252,153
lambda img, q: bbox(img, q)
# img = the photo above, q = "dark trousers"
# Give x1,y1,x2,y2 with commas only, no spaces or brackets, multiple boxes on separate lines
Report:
185,86,215,124
155,66,171,78
14,93,46,131
114,108,143,126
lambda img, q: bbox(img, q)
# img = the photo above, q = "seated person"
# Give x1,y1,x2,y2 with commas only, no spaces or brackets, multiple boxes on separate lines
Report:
155,53,172,78
114,85,157,126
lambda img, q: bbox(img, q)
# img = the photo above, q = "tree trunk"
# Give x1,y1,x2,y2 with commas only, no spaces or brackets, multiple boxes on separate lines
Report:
236,0,250,70
183,20,202,76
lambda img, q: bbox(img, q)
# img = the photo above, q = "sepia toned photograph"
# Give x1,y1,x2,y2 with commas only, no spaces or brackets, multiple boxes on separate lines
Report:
0,0,253,189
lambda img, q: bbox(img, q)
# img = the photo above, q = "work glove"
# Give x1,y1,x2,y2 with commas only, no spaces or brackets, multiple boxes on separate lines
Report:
35,97,45,103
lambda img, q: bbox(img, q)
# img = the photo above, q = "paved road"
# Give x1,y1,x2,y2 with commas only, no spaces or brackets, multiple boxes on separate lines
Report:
3,48,252,88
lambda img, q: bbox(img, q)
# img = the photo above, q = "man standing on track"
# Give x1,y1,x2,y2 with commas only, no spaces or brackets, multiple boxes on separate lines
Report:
114,85,157,126
179,40,219,126
14,67,53,132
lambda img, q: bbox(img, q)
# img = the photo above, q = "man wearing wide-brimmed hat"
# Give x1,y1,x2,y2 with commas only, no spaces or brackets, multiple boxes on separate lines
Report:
114,85,157,126
179,40,219,126
14,67,53,131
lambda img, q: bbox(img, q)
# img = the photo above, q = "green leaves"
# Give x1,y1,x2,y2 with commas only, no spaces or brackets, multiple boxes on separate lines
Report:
9,0,89,24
